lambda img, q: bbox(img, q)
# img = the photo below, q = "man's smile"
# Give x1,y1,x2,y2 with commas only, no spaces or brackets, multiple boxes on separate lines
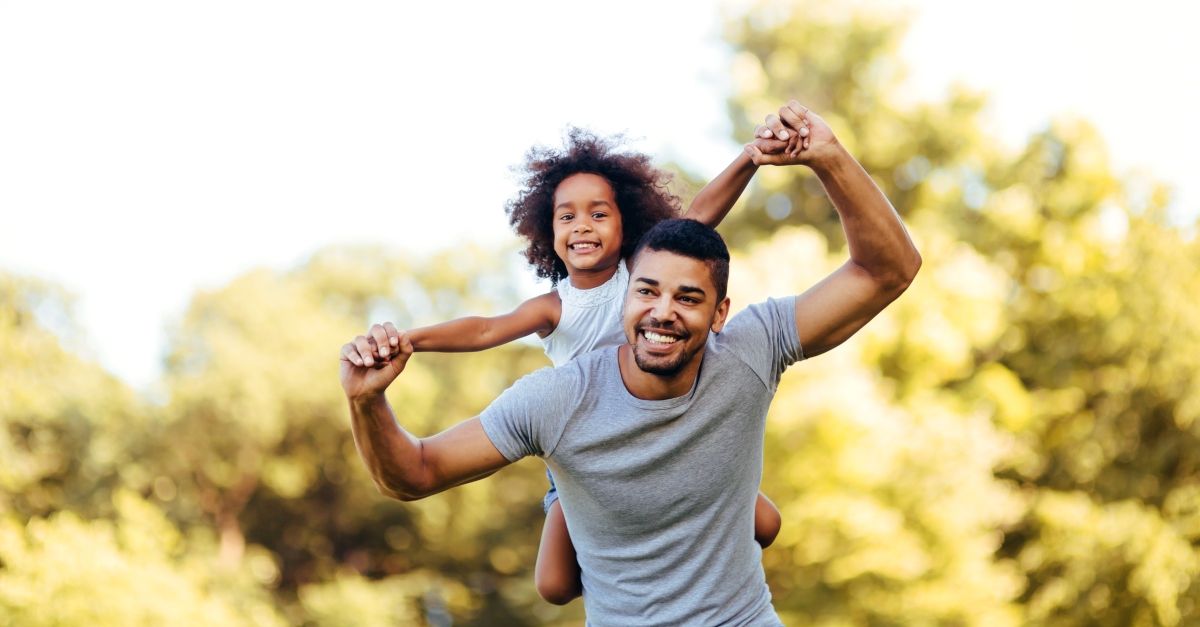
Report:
637,323,689,351
642,330,679,345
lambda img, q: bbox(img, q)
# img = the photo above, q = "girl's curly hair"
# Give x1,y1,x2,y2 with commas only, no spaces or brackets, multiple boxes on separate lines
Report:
506,127,682,284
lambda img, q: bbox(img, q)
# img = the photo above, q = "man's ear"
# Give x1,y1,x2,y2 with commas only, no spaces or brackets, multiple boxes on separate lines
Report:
710,297,731,334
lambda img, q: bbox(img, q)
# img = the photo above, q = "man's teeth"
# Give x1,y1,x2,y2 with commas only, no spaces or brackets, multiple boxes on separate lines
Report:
643,331,678,344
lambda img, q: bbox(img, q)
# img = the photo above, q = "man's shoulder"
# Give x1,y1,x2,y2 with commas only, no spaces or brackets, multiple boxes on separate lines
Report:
513,345,617,395
562,344,620,371
714,297,798,344
706,296,803,388
479,348,618,462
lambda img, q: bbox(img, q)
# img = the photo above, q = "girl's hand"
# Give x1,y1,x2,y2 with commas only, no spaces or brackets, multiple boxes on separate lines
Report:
744,101,839,167
339,322,413,401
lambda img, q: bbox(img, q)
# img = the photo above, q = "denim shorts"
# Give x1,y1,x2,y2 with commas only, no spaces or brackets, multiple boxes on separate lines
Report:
542,467,559,514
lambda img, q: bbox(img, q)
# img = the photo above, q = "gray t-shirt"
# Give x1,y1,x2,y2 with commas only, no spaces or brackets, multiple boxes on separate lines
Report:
480,297,803,627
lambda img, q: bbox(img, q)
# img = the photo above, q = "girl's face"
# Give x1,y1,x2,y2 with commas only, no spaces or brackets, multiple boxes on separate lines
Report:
551,173,624,275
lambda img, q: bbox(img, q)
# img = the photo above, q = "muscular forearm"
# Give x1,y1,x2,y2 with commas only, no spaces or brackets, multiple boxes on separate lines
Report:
348,393,431,500
683,152,758,227
812,144,921,286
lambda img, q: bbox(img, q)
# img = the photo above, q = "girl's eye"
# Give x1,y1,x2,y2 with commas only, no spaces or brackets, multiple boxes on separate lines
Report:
559,214,574,221
592,212,606,219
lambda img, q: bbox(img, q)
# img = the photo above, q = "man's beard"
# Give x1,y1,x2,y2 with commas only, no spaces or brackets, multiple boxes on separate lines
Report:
630,320,697,377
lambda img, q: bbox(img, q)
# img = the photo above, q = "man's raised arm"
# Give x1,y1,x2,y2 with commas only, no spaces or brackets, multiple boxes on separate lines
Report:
340,323,511,501
745,101,922,357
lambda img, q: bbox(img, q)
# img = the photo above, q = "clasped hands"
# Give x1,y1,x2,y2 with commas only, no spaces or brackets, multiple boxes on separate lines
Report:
743,100,838,167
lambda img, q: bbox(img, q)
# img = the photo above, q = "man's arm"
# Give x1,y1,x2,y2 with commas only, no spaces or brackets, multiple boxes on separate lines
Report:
341,328,512,500
745,101,922,358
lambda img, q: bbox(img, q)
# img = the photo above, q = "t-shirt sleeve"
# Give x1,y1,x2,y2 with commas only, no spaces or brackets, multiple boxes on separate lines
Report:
478,364,579,462
717,296,805,391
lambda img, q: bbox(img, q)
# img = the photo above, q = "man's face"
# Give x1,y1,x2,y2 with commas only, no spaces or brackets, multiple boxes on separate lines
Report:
623,249,730,377
552,173,624,275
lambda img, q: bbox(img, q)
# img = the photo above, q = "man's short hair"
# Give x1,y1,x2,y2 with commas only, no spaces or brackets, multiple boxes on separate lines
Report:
630,218,730,301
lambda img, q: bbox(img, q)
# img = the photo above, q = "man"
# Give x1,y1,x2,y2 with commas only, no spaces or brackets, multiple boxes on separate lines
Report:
339,102,921,626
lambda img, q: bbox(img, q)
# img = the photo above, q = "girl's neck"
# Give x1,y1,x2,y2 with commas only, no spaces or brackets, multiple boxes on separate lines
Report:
566,260,621,290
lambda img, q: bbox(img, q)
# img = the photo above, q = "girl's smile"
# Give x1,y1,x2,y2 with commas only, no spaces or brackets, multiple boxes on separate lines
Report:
552,173,625,289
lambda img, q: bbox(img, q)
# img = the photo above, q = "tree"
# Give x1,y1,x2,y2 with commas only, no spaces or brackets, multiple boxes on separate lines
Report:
0,275,283,626
150,245,576,625
717,1,1200,624
0,272,146,521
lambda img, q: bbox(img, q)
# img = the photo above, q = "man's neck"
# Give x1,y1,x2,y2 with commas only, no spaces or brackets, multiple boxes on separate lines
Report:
616,344,703,401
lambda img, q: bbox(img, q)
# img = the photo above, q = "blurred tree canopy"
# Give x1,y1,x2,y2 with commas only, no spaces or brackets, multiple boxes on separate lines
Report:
718,2,1200,625
3,1,1199,625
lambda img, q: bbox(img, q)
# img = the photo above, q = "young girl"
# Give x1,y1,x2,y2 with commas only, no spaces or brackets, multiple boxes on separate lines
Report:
393,127,793,604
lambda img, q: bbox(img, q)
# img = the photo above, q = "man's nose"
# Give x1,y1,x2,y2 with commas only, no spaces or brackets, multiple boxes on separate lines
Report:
650,295,677,322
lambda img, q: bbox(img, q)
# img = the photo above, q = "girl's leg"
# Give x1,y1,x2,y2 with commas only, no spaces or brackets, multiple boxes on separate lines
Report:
754,491,782,548
535,499,582,605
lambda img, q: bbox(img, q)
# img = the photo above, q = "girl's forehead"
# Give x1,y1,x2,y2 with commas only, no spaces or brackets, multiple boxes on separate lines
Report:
554,173,615,202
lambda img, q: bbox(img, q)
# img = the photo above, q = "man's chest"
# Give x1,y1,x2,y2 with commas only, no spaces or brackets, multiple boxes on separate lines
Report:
551,395,768,519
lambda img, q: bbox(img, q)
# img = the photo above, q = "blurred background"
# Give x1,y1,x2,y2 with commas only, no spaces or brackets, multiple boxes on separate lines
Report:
2,0,1199,625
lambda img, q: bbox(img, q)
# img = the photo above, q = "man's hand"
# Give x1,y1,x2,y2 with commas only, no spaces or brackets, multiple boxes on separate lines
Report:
339,322,412,401
744,101,839,167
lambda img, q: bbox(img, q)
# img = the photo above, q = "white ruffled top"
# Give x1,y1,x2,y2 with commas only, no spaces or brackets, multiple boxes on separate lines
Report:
540,259,630,367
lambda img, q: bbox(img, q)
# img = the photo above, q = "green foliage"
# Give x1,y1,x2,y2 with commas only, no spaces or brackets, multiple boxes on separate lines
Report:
717,2,1200,625
0,272,147,520
147,244,566,624
0,490,281,626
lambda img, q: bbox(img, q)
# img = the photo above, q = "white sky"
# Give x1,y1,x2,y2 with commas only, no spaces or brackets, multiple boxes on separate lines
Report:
1,0,1196,389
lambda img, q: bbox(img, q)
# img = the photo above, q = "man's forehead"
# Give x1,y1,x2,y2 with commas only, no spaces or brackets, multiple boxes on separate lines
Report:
629,250,715,292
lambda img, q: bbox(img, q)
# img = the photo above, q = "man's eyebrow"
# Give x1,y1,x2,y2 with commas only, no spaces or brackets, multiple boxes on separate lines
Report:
632,278,707,297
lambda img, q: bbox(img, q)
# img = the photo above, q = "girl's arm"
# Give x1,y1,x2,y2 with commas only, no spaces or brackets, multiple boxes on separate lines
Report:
684,121,807,227
681,151,759,228
407,291,561,353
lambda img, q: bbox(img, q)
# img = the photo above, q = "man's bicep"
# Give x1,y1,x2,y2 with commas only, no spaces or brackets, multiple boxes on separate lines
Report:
794,261,901,358
421,418,513,496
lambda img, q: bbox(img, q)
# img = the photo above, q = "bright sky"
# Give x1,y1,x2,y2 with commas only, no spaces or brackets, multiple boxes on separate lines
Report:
1,0,1196,389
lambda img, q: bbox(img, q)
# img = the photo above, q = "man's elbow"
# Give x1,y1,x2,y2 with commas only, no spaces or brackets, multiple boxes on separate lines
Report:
374,477,431,502
897,248,922,288
883,248,922,295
